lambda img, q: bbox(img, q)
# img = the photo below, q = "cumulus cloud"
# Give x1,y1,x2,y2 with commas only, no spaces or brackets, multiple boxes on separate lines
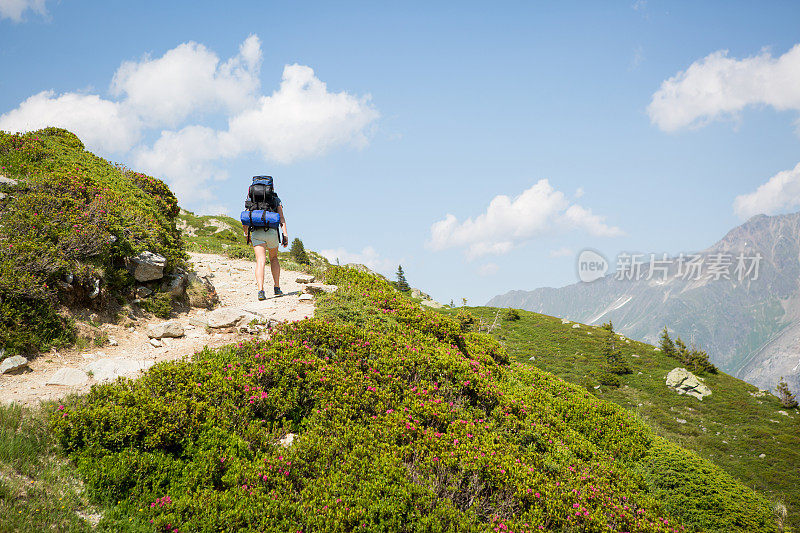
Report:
319,246,394,275
0,35,379,210
648,44,800,132
111,35,262,127
0,0,46,22
0,91,141,152
733,162,800,218
427,180,622,259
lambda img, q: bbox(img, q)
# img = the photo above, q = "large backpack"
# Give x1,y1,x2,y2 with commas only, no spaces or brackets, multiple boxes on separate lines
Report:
240,176,281,238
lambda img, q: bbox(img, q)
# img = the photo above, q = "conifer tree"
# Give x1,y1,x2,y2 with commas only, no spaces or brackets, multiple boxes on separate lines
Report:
777,377,798,408
659,327,676,357
395,265,410,292
289,237,310,264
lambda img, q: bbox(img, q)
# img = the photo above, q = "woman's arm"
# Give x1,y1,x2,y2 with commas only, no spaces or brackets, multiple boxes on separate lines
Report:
278,205,288,247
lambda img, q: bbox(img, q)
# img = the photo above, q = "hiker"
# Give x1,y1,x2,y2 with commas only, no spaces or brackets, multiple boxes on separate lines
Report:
240,176,289,300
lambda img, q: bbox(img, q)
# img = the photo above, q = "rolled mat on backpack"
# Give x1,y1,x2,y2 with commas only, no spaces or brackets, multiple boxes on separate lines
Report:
240,209,281,228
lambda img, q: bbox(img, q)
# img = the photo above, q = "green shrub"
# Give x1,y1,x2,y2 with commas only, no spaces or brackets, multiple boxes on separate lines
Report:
504,308,521,321
51,266,776,532
138,292,173,319
0,128,185,355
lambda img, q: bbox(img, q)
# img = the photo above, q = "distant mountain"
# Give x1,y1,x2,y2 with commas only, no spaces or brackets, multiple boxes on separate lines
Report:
488,212,800,392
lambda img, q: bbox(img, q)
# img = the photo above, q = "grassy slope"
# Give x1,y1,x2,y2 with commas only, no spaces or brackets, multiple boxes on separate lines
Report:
39,268,777,532
463,306,799,527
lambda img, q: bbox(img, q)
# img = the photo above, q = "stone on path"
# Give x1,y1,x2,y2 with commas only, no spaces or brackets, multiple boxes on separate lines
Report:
303,283,337,295
206,308,247,328
147,320,185,339
84,358,153,382
295,274,315,284
298,294,314,302
149,338,163,348
665,368,712,400
130,251,167,282
0,355,29,374
47,367,89,386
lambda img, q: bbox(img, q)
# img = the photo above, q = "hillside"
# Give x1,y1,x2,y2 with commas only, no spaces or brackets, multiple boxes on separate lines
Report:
0,127,185,358
0,129,784,532
488,212,800,393
463,305,799,528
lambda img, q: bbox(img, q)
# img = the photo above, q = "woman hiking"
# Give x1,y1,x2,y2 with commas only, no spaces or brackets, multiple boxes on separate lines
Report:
240,176,289,300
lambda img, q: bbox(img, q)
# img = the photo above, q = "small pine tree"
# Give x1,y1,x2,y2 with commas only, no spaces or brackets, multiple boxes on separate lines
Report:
395,265,410,292
659,327,676,357
777,377,798,408
462,297,468,307
601,322,631,375
289,237,310,265
450,299,454,308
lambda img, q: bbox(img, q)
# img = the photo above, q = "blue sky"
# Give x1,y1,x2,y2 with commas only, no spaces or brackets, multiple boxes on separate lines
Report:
2,1,800,305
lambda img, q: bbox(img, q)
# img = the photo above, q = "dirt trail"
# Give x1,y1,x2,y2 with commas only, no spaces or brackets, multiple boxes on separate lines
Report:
0,252,316,406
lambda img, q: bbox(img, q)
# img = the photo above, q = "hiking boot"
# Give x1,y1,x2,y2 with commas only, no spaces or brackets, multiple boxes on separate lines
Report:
274,286,283,296
258,290,266,301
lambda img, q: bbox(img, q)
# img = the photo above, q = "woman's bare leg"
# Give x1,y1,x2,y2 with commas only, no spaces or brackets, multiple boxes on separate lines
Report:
254,244,267,291
268,247,280,288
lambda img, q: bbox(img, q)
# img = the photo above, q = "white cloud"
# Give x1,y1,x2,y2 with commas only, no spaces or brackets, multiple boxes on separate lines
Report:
574,186,585,198
111,35,262,127
549,247,573,258
0,91,141,152
427,179,622,259
733,162,800,218
0,36,379,210
648,44,800,132
0,0,46,22
319,246,395,275
477,263,499,276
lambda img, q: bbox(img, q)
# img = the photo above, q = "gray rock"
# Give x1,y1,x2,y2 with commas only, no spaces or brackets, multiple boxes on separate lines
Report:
0,176,18,186
149,338,163,348
206,308,247,328
88,278,101,299
1,355,29,374
676,418,687,424
295,274,315,284
420,299,444,309
572,323,581,329
146,321,184,339
561,318,571,324
666,367,712,400
83,358,153,382
759,453,766,458
108,336,118,346
161,273,188,297
303,283,338,295
130,251,167,282
136,286,153,298
47,367,89,386
278,433,296,447
298,293,314,301
410,288,431,300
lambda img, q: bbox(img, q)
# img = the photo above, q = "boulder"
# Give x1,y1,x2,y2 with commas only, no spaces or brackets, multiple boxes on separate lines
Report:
298,293,314,301
0,355,29,374
136,286,153,298
410,288,431,300
206,308,247,328
278,433,296,447
421,299,444,309
0,176,18,186
187,272,219,309
147,320,184,339
303,283,337,295
665,367,712,400
130,251,167,282
161,272,188,297
295,274,315,284
47,367,89,386
84,358,153,382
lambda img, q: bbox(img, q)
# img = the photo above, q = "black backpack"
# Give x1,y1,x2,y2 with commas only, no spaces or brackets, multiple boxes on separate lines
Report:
245,175,280,212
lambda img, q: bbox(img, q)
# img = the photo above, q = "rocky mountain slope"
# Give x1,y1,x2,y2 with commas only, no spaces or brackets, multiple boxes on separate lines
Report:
488,212,800,392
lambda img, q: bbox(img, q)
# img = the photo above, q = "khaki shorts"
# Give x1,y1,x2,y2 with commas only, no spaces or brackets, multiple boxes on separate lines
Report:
250,228,279,248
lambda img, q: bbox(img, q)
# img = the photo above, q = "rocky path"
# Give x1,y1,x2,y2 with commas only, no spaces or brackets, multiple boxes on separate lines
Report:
0,252,324,406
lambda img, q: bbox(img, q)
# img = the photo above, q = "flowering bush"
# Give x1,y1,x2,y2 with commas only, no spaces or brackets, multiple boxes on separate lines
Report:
52,266,775,532
0,128,185,355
